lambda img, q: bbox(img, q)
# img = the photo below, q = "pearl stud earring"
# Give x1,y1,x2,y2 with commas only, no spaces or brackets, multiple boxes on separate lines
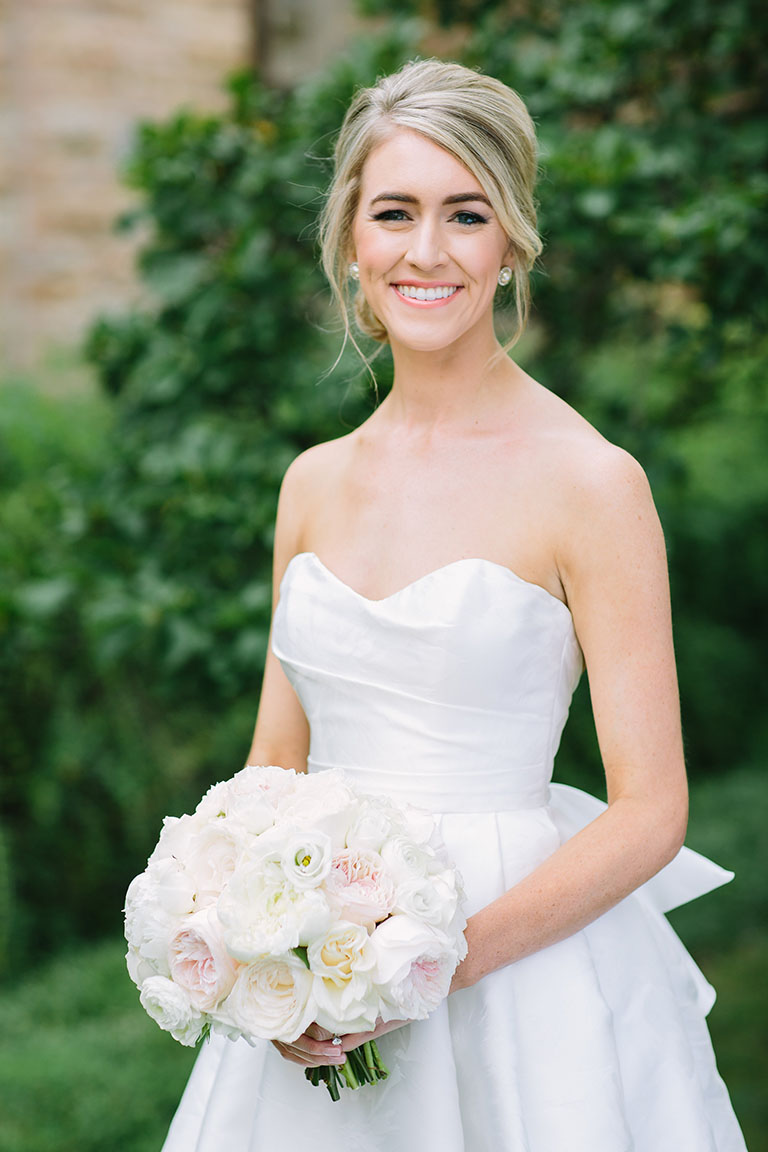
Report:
497,266,513,286
349,261,360,280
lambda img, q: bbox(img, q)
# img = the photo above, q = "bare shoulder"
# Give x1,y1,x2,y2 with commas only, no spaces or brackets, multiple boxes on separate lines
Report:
523,382,655,525
274,432,356,559
515,381,663,602
281,433,354,495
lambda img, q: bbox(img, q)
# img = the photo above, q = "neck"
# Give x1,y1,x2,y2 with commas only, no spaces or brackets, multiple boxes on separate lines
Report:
381,320,522,432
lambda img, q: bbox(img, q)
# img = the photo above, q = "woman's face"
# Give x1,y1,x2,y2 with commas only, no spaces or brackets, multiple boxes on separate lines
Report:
351,128,511,354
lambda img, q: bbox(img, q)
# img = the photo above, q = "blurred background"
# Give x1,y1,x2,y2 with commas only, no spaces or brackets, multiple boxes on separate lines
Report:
1,0,766,1148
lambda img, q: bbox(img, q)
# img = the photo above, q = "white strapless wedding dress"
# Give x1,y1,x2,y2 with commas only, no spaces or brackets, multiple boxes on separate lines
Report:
163,552,747,1151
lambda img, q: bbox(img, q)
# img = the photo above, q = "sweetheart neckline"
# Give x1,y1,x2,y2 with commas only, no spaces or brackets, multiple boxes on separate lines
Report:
286,550,573,618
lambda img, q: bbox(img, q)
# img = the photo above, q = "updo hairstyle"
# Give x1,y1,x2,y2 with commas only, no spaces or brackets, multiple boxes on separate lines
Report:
319,58,542,353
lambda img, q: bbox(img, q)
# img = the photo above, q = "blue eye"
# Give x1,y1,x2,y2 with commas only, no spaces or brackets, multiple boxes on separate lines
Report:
453,211,488,226
371,209,410,221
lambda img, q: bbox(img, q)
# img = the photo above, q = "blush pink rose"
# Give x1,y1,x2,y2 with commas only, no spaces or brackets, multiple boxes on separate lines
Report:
168,907,239,1012
326,848,396,927
369,914,461,1022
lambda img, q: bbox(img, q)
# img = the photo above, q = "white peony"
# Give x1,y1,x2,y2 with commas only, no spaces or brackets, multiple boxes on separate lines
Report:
182,820,247,908
148,812,205,865
226,765,299,833
124,870,186,976
275,770,357,851
369,915,462,1022
217,857,331,961
139,975,206,1046
224,953,316,1042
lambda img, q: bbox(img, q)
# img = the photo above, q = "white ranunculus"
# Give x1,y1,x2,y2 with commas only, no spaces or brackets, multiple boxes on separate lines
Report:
126,945,156,988
168,907,239,1012
139,976,206,1046
275,770,357,851
369,915,461,1022
224,953,316,1042
217,858,331,961
326,848,396,927
308,920,379,1033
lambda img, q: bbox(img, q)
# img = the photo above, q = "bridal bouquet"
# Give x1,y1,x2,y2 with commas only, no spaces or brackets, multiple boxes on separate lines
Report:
124,765,467,1099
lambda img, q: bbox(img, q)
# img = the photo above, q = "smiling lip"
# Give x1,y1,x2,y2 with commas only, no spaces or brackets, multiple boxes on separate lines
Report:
392,282,462,307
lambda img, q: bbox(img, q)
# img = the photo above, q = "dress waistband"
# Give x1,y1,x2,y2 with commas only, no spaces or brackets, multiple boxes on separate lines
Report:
307,758,551,814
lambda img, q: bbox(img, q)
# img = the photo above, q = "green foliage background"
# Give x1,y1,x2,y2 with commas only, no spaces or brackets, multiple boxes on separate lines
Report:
0,1,765,1147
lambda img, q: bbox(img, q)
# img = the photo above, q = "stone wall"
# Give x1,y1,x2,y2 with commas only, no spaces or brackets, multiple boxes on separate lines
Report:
0,0,361,373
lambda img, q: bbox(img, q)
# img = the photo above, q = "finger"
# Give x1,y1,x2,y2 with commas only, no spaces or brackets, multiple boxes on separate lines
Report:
338,1018,408,1050
305,1023,335,1042
272,1040,345,1068
274,1035,347,1064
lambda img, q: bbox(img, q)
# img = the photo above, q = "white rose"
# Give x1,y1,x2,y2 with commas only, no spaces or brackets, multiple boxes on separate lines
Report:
139,975,206,1046
369,915,461,1022
400,803,440,846
224,953,316,1042
308,921,379,1033
380,836,439,886
326,848,396,927
168,907,239,1012
345,796,406,853
275,771,357,851
392,871,461,931
217,857,331,961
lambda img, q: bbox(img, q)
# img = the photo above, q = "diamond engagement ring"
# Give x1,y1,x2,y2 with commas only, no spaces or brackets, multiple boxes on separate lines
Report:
331,1035,342,1046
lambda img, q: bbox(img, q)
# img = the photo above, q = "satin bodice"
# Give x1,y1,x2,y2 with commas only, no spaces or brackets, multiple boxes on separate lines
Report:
164,553,745,1152
272,552,584,813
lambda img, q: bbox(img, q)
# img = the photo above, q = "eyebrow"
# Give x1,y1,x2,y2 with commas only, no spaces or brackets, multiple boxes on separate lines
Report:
368,191,493,208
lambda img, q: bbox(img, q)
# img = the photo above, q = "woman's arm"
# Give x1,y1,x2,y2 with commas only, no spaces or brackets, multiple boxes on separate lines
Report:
246,457,311,772
451,444,689,990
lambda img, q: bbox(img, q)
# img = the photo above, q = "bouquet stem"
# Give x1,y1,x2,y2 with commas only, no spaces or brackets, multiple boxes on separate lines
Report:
305,1040,389,1101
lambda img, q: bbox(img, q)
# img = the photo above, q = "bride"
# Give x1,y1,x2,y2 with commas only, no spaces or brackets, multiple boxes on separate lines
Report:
162,59,746,1150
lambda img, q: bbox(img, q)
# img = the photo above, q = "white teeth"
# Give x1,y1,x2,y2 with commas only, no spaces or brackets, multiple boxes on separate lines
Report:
395,285,458,300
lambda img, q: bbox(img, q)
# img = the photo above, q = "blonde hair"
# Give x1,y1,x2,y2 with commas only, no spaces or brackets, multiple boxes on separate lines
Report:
319,58,542,362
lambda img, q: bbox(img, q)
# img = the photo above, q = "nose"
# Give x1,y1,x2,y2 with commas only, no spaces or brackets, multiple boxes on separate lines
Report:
406,217,447,271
